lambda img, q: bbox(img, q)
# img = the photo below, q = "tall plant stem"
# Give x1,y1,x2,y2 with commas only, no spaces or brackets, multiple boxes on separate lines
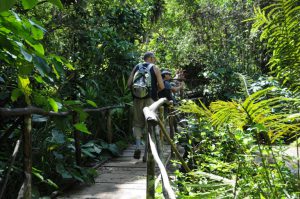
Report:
233,160,241,199
256,130,276,197
297,136,299,180
267,145,286,184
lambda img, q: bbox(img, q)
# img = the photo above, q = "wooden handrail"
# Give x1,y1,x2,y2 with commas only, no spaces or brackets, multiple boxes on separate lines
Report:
143,98,178,199
148,133,176,199
0,104,127,199
0,105,125,117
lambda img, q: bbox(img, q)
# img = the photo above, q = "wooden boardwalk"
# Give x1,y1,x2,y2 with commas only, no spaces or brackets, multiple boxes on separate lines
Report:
59,145,171,199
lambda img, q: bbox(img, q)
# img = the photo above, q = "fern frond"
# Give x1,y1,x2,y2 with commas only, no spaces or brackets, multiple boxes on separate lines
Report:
243,87,275,111
209,86,300,142
177,100,211,117
251,0,300,91
210,100,247,130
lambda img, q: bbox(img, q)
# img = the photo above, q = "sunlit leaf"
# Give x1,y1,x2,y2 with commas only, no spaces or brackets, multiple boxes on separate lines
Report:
86,100,97,107
74,122,91,134
21,0,38,9
18,75,31,95
27,41,44,55
47,0,63,9
48,97,58,112
11,88,23,101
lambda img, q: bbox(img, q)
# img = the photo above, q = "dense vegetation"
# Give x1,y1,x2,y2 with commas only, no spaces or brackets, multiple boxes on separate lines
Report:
0,0,299,198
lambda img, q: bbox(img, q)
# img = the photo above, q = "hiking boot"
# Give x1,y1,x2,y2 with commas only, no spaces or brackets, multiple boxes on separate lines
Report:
133,149,141,159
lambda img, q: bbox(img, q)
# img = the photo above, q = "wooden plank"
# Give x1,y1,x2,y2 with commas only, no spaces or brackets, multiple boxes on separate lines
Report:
103,161,148,168
60,190,146,199
95,173,146,183
60,182,146,199
98,166,147,172
121,151,170,157
58,144,172,199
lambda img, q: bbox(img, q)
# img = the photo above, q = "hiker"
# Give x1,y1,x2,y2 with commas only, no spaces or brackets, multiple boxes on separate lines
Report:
127,51,164,160
158,69,185,104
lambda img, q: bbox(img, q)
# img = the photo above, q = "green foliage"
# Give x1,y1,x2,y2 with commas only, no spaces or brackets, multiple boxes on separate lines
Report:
210,87,300,142
144,0,265,102
0,0,63,11
251,0,300,92
175,94,299,197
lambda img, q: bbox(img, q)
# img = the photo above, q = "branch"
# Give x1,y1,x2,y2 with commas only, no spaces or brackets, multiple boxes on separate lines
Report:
193,171,235,186
0,136,22,199
0,105,125,117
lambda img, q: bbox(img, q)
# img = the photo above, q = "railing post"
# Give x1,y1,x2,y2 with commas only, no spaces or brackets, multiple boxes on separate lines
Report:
146,125,155,199
106,110,112,143
159,106,164,143
169,113,175,157
73,113,81,166
22,114,32,199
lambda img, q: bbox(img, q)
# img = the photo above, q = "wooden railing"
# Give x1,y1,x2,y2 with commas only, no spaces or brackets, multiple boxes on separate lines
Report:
0,104,127,199
143,98,191,199
143,98,238,199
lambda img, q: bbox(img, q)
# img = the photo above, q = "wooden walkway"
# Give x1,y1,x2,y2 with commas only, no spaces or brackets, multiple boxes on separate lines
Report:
59,145,171,199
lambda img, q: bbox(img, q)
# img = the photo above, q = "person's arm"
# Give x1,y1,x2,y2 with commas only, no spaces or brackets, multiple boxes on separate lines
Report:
154,65,165,91
171,82,184,93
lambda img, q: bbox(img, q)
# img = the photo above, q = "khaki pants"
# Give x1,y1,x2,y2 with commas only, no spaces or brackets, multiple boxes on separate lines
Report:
132,97,153,139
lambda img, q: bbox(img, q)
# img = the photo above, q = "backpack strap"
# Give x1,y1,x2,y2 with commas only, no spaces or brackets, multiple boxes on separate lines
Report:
144,63,154,72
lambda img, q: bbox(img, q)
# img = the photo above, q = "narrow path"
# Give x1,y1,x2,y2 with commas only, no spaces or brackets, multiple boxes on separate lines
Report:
59,145,171,199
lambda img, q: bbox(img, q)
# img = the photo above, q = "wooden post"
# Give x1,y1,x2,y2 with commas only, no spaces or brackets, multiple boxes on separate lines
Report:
73,113,81,166
169,114,175,156
23,115,32,199
146,125,155,199
158,119,191,173
106,110,112,143
159,106,164,142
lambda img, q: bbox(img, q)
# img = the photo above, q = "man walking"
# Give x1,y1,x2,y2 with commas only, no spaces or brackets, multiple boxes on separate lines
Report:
127,52,164,159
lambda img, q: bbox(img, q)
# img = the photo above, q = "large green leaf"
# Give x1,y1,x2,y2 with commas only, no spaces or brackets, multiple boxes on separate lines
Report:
11,88,23,102
18,63,34,76
26,40,44,54
51,130,65,144
48,98,58,112
74,123,91,134
86,100,97,108
52,59,64,78
20,47,32,62
18,75,31,96
33,55,50,76
56,164,72,179
0,0,17,12
21,0,38,9
28,20,45,40
28,19,46,33
47,0,63,9
108,144,120,156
